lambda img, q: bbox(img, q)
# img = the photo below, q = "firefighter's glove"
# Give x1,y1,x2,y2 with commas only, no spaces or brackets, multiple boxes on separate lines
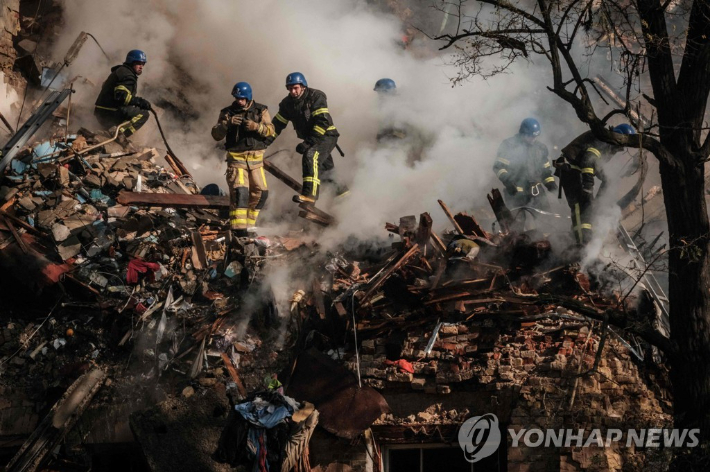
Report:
545,181,558,192
134,97,151,110
230,115,244,126
244,119,259,132
295,142,309,154
505,183,519,196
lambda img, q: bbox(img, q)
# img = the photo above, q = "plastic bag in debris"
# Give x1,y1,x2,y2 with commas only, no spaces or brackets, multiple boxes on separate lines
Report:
324,254,350,274
53,338,66,350
224,261,243,278
154,263,168,281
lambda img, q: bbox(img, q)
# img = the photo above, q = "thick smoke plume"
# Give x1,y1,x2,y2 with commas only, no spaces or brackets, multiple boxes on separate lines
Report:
35,0,659,301
50,0,590,236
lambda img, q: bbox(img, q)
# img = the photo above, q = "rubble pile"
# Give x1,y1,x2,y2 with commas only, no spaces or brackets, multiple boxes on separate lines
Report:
0,120,671,470
0,122,325,469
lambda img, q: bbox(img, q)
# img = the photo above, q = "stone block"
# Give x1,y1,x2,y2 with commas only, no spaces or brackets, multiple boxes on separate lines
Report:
411,378,426,390
361,339,375,353
437,385,451,394
387,372,413,382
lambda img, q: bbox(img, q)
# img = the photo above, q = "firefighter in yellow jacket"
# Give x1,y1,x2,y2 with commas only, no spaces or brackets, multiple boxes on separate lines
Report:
555,124,636,245
266,72,348,203
212,82,275,237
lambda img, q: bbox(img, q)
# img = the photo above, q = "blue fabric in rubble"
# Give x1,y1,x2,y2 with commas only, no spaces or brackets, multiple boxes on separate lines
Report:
235,401,293,429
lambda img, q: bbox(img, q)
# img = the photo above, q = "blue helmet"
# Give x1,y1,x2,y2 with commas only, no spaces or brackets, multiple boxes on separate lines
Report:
286,72,308,87
519,118,541,137
232,82,252,101
612,123,636,135
125,49,147,64
374,78,396,93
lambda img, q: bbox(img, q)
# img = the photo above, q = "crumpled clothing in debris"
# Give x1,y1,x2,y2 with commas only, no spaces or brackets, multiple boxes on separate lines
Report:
215,390,295,470
126,258,160,284
235,401,293,429
281,406,319,472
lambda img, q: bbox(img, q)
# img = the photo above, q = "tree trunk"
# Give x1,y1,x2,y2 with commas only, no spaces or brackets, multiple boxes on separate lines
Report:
659,154,710,436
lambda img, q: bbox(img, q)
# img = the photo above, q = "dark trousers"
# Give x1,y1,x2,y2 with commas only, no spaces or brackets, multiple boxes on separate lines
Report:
560,170,593,245
94,105,149,137
301,136,345,200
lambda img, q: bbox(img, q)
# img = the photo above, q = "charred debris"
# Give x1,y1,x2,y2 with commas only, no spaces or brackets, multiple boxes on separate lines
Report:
0,90,671,471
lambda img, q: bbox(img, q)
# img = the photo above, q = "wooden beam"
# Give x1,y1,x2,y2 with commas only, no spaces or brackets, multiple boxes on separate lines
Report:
430,231,447,256
453,212,489,239
6,369,105,472
298,210,330,227
0,210,47,237
117,190,229,209
437,199,465,234
0,215,29,254
190,231,207,269
416,212,433,246
298,202,334,223
487,189,516,233
221,352,247,398
312,279,327,320
263,160,302,193
359,243,420,308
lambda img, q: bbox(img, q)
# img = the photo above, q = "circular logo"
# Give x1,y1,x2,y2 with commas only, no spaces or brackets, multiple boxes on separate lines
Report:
457,413,501,463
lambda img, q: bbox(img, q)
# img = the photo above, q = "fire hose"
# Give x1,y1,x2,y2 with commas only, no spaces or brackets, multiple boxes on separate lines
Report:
149,108,191,179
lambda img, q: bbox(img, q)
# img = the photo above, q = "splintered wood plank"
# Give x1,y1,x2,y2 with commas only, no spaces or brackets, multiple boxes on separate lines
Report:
312,279,327,320
359,243,420,308
263,160,302,193
0,215,29,254
416,212,433,246
190,231,208,269
453,212,490,239
6,369,106,472
487,188,515,233
221,352,247,398
334,302,348,318
298,210,330,226
437,199,465,235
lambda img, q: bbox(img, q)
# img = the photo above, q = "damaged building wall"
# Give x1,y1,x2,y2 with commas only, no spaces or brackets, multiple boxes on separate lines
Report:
0,0,20,71
342,322,671,471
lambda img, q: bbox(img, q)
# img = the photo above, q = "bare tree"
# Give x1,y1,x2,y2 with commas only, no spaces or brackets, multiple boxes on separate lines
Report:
431,0,710,445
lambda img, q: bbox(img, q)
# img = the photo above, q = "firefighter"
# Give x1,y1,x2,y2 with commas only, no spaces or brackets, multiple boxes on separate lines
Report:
211,82,275,237
374,78,397,94
493,118,556,210
267,72,348,203
555,123,636,245
373,78,431,165
374,78,407,143
94,49,151,143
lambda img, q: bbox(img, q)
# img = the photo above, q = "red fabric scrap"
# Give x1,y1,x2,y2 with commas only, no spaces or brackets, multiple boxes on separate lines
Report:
384,359,414,374
126,258,160,285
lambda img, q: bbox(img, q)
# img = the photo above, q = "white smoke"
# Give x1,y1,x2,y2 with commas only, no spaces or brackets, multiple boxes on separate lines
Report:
41,0,656,266
23,0,664,332
46,0,588,236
